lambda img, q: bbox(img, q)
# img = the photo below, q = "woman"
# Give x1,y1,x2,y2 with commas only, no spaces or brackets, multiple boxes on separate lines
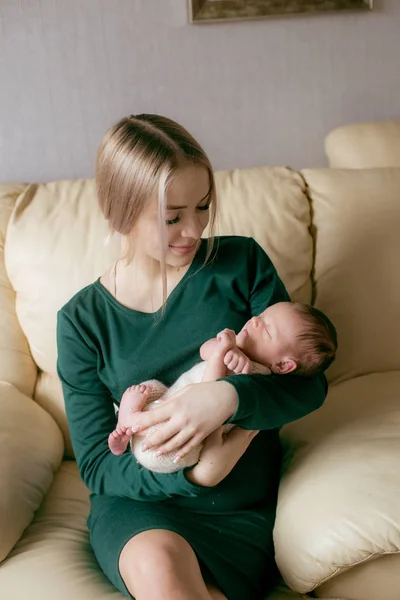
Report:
57,114,326,600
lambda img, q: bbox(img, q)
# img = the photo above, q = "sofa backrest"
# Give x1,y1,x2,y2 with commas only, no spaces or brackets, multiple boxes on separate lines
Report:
0,184,37,398
303,167,400,384
3,167,313,456
325,120,400,168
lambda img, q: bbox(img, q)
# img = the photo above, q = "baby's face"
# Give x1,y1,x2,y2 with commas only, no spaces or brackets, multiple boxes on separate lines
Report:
239,302,302,371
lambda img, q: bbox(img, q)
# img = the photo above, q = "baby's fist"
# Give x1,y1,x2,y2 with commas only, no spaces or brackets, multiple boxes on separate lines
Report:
216,329,237,352
224,348,251,374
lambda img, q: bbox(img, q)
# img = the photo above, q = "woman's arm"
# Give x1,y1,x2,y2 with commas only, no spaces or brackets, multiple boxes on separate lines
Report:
57,311,209,501
220,238,327,430
222,371,326,430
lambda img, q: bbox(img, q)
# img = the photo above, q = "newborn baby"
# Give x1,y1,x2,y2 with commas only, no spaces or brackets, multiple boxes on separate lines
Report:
108,302,337,472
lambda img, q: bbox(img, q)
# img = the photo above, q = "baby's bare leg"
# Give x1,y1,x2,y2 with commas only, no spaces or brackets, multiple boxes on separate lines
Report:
109,382,167,456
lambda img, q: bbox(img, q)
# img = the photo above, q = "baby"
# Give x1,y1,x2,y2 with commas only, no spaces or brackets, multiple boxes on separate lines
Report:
108,302,337,472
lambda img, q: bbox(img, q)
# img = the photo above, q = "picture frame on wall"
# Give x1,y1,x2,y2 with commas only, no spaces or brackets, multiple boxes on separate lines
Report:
188,0,373,24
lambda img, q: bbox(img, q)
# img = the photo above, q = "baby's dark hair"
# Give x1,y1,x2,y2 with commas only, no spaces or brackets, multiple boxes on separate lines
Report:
291,303,338,377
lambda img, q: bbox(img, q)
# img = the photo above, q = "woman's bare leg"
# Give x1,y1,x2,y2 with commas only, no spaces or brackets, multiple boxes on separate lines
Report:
119,529,227,600
208,585,228,599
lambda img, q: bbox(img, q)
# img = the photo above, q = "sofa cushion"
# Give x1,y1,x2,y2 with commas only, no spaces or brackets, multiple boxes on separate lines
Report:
325,120,400,168
316,553,400,600
0,184,36,397
0,460,313,600
211,166,313,305
302,167,400,384
4,169,312,456
0,382,64,563
4,180,121,456
275,371,400,595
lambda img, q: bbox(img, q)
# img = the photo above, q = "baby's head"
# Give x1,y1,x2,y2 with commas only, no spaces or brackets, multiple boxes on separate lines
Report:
239,302,337,377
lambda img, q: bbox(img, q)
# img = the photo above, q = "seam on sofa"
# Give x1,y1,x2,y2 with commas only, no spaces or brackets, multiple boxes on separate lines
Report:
308,549,400,593
330,367,400,388
292,169,317,306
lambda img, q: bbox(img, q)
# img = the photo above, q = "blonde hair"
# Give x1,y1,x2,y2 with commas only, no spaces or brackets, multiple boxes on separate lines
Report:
95,114,217,309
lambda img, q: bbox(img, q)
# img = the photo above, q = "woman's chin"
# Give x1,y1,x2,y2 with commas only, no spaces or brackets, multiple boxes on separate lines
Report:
165,256,191,270
166,245,198,268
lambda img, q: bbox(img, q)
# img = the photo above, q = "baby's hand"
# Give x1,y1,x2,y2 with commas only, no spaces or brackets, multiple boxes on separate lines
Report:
217,329,236,357
224,347,251,375
217,329,236,346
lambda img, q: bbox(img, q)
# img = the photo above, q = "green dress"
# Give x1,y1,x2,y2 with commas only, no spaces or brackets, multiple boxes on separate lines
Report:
57,236,326,599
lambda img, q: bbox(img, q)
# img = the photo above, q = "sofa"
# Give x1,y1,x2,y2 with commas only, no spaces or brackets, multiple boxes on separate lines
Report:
0,120,399,600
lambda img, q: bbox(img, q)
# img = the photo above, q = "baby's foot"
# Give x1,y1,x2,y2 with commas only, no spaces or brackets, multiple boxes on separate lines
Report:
108,425,134,456
119,384,152,425
108,384,151,455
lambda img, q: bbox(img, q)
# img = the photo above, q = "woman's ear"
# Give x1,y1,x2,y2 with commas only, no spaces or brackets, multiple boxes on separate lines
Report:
272,358,297,374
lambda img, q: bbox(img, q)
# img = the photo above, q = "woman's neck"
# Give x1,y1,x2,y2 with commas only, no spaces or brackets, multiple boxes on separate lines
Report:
113,244,191,313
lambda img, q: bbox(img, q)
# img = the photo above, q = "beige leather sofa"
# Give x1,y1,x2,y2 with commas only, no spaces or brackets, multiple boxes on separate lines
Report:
1,121,399,600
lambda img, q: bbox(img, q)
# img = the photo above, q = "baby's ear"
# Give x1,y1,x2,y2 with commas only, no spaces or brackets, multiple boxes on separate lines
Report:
273,358,297,374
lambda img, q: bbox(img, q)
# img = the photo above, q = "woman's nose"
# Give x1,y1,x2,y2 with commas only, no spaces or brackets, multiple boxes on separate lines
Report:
181,218,203,240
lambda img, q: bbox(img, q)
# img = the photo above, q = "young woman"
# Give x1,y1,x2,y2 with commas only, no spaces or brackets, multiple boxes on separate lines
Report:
57,114,326,600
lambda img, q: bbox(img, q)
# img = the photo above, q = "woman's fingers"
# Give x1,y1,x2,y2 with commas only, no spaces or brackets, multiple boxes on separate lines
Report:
142,419,196,452
157,431,203,462
130,403,171,433
140,421,179,451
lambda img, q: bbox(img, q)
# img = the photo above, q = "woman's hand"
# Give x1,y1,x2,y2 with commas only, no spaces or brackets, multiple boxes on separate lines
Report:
186,426,259,487
129,381,239,460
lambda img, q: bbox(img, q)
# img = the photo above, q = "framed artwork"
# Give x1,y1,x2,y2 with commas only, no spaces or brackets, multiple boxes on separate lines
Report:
188,0,373,24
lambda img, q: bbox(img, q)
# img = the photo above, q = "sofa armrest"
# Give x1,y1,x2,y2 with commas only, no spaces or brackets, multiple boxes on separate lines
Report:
274,373,400,595
0,381,64,562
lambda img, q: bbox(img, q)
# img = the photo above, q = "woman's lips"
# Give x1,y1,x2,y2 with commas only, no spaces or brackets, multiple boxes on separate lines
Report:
169,243,197,255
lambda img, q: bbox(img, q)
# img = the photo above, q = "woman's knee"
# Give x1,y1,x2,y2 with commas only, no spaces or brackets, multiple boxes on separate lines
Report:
120,529,190,573
207,584,227,600
119,529,210,598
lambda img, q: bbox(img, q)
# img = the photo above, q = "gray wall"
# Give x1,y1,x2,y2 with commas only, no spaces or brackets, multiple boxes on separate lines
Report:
1,0,399,183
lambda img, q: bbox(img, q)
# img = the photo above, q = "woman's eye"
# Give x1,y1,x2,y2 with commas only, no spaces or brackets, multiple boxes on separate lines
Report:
197,203,210,212
166,216,180,225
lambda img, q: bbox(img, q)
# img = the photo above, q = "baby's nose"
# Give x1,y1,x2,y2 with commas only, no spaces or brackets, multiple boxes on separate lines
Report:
251,317,261,328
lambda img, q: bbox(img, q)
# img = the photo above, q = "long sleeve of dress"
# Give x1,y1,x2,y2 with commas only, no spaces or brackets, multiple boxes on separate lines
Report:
222,239,327,430
57,311,208,501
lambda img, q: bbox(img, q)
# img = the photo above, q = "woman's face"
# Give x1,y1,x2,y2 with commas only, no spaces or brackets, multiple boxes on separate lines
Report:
133,165,211,268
